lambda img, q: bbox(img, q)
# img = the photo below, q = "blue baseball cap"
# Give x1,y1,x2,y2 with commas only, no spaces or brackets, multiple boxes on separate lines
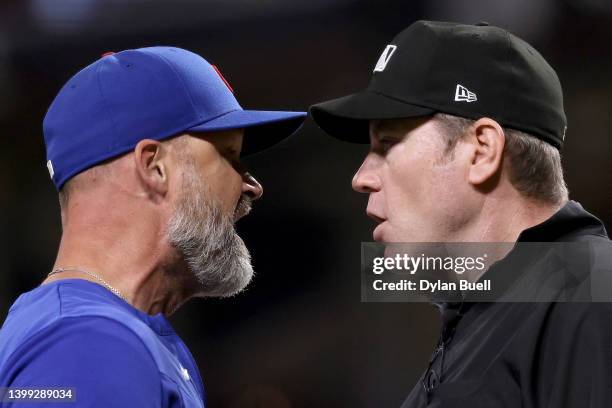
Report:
43,46,307,190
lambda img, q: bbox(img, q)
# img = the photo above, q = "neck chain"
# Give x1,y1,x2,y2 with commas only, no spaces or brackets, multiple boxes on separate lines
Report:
48,268,128,302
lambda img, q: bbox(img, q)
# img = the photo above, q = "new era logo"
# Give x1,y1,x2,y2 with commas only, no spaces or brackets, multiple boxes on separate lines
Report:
454,84,477,102
373,45,397,72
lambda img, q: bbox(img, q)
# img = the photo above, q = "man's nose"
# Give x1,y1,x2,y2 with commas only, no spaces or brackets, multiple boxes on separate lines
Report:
242,172,263,200
352,154,381,194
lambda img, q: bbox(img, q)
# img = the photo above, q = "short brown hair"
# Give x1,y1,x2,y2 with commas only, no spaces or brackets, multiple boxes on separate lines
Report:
432,113,569,205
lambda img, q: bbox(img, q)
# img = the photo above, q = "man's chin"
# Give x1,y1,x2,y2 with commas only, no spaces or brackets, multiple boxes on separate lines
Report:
213,267,254,298
373,223,386,242
193,256,254,298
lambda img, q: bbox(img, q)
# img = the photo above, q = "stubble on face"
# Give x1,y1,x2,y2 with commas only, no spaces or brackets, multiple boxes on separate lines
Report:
367,118,476,242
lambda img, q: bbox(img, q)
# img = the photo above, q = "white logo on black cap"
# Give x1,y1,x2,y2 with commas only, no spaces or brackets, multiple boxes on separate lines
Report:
454,84,477,102
561,126,567,141
373,45,397,72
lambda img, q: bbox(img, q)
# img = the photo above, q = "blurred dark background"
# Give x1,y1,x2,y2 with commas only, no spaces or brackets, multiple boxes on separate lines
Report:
1,0,612,407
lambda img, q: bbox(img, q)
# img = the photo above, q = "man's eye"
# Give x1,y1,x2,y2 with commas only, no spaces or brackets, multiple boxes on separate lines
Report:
378,139,396,151
229,156,247,173
225,149,240,160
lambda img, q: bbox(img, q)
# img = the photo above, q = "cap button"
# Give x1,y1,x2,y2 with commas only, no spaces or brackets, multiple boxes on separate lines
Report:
475,21,490,26
101,51,115,57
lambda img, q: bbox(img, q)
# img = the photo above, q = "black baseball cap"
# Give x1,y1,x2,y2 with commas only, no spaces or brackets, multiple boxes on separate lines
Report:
310,20,567,148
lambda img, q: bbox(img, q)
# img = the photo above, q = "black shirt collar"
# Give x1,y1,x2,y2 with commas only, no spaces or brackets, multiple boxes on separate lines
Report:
516,200,607,242
439,200,608,315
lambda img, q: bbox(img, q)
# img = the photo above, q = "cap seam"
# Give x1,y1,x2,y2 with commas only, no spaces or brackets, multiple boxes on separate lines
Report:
367,90,438,112
143,49,201,122
426,27,441,104
191,107,241,125
95,61,122,153
501,29,513,126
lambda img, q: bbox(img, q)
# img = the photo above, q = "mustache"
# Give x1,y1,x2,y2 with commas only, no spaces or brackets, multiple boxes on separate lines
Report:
234,194,253,221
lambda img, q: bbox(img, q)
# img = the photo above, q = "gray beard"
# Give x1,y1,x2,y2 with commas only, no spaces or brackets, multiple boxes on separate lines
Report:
167,166,254,298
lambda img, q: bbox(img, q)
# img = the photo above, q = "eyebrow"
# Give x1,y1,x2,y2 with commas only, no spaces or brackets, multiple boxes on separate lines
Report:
370,120,385,136
370,121,387,140
371,125,404,141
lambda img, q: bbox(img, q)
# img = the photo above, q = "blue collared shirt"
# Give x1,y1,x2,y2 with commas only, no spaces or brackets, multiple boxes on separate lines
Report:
0,279,206,407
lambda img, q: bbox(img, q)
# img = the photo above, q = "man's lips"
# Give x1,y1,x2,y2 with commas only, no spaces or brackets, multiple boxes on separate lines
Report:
366,209,386,241
373,222,385,241
234,195,252,222
366,209,385,224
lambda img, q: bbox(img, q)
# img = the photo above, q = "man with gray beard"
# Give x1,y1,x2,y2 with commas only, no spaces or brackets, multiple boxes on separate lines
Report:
168,147,256,299
0,47,305,407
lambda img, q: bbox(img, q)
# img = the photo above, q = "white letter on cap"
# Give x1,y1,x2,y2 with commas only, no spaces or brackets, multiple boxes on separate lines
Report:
374,45,397,72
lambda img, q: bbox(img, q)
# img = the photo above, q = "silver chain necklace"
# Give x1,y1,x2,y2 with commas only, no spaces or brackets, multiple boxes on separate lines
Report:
48,268,128,302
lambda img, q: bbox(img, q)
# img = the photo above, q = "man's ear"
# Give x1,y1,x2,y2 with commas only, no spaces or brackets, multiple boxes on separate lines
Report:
134,139,168,196
467,118,505,187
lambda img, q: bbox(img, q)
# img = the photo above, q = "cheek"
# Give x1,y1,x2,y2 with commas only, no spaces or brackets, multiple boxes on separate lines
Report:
381,146,466,229
219,170,243,211
382,149,435,217
426,162,465,202
201,160,242,211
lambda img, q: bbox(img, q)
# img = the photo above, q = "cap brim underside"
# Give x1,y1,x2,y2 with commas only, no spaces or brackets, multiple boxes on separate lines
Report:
310,91,436,143
188,110,306,155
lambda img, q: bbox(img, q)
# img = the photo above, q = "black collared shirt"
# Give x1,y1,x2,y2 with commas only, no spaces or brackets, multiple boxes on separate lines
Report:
400,201,612,408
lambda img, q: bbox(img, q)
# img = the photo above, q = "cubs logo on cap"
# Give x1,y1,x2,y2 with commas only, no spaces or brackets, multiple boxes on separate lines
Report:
43,46,307,190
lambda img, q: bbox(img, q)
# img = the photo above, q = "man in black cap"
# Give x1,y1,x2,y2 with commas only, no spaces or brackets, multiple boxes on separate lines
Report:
311,21,612,407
